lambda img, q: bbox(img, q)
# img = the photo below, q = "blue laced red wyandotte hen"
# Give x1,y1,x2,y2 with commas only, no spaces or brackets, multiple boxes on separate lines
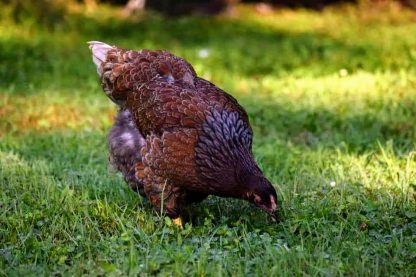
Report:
88,41,278,227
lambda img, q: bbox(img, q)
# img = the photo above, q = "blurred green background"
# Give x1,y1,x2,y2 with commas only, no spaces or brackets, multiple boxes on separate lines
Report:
1,0,415,275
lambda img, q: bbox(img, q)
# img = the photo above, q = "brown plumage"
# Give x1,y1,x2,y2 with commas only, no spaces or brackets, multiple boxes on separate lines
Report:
88,41,278,224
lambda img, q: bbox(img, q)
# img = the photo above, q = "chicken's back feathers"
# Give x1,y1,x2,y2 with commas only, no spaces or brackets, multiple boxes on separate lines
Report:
88,41,196,105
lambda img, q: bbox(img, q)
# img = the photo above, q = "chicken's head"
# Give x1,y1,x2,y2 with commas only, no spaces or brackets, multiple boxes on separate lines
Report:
245,175,279,221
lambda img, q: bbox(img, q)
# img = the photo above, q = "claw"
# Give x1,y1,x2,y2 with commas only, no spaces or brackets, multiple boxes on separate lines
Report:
172,217,183,228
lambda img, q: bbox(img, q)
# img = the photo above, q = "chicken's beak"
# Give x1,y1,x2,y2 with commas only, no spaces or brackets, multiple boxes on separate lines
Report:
269,210,279,223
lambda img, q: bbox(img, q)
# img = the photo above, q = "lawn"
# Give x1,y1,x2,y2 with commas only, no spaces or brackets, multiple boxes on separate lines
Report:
1,2,416,275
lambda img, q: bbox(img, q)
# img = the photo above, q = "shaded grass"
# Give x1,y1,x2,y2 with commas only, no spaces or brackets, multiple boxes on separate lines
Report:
1,2,416,276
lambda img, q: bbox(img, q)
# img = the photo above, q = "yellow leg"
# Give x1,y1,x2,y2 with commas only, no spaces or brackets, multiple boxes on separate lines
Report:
172,217,183,229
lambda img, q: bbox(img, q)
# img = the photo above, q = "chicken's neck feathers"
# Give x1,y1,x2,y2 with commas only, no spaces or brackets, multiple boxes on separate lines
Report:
195,109,261,197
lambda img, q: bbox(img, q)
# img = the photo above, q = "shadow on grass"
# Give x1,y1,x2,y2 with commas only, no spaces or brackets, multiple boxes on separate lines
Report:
1,12,378,93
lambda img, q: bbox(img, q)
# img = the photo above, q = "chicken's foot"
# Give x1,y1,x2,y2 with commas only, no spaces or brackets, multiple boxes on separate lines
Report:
172,217,183,228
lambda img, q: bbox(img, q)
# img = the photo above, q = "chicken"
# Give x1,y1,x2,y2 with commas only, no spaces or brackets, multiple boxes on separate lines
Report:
88,41,278,226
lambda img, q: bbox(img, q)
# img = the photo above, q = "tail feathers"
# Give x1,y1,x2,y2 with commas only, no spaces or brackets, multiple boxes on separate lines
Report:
88,41,113,75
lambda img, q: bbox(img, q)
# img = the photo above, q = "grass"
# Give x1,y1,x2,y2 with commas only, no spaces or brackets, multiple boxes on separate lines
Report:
1,2,416,275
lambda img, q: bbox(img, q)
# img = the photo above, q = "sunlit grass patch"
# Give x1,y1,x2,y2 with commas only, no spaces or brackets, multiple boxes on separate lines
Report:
0,91,114,134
